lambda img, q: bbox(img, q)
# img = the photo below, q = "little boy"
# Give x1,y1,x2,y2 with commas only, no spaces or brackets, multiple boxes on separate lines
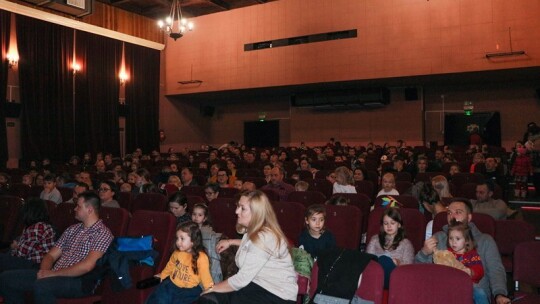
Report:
298,204,336,259
40,174,63,204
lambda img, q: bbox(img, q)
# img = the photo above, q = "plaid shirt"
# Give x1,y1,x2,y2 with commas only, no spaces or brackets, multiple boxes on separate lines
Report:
53,220,113,271
12,222,56,264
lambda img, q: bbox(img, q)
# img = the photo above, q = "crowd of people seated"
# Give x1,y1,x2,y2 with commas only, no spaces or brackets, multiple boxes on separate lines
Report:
1,136,539,303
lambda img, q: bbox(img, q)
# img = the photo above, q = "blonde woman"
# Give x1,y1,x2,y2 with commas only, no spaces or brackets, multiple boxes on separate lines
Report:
199,191,297,303
332,166,357,194
429,175,452,215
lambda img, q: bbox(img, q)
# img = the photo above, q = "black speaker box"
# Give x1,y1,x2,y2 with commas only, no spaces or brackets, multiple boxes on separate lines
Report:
200,106,215,117
5,102,21,118
119,104,129,117
404,88,419,101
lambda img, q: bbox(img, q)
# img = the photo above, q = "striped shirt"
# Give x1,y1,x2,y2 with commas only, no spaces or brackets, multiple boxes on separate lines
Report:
53,220,113,271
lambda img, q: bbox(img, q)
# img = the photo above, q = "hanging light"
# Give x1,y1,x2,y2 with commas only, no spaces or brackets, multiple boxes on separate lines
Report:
157,0,194,41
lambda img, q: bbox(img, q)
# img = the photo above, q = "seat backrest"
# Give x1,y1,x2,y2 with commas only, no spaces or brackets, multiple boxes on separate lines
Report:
325,205,362,249
186,195,206,213
100,207,130,236
0,195,25,242
331,193,371,235
50,202,78,236
514,241,540,287
218,187,239,198
367,207,426,253
131,193,168,213
117,191,133,212
308,179,333,198
395,171,412,182
308,260,384,304
271,201,305,245
57,187,73,202
180,185,205,197
521,206,540,238
260,188,280,202
432,212,496,237
297,170,314,181
388,264,473,304
456,182,477,199
355,180,375,200
395,181,413,194
495,220,535,256
209,199,239,239
242,177,267,189
7,183,31,199
128,210,176,273
287,191,327,208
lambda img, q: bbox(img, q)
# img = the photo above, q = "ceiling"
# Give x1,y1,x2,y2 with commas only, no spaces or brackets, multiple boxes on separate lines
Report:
97,0,276,20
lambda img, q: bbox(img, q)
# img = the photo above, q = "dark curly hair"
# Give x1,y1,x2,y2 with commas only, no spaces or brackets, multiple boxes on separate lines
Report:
176,221,206,275
378,207,406,251
22,198,50,227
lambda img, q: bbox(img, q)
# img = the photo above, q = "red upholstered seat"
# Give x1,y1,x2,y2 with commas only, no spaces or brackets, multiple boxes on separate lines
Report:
324,205,362,249
495,220,535,272
271,201,305,246
388,264,473,304
209,198,239,239
287,190,327,208
513,241,540,304
131,193,168,213
432,212,496,237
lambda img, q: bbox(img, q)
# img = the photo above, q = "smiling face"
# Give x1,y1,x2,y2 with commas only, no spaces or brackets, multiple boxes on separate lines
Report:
235,196,252,228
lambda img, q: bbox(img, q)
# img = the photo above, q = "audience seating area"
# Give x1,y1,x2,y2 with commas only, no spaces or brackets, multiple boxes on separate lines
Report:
0,142,538,303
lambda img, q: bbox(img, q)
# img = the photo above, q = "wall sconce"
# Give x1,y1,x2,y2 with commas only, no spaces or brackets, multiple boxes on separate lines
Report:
71,62,81,75
6,53,19,69
119,71,129,86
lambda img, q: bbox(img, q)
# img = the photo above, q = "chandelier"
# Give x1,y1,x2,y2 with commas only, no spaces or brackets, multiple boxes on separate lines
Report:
157,0,194,41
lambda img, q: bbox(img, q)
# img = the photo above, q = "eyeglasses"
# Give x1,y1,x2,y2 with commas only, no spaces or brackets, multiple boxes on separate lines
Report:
98,188,111,192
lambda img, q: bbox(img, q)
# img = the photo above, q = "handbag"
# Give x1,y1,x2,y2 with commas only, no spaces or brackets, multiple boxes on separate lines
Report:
115,235,153,252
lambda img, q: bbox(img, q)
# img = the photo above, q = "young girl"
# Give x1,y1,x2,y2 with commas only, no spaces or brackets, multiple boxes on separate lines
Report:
146,222,213,304
446,220,488,304
366,207,414,288
511,147,533,198
191,203,212,229
169,192,191,226
332,166,357,194
298,204,336,259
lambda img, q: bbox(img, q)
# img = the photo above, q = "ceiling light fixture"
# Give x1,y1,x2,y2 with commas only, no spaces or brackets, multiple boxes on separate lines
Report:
157,0,194,41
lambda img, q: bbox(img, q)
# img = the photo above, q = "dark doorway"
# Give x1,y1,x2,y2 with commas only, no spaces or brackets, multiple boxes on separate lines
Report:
444,112,501,146
244,120,279,148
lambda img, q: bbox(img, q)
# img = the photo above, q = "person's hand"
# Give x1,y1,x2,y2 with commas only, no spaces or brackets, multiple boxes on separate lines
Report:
201,287,213,295
391,258,401,266
10,240,18,250
37,270,55,279
216,240,230,254
495,294,511,304
421,237,438,255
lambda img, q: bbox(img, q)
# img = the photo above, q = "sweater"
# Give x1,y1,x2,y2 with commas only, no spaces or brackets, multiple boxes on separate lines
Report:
415,223,507,298
366,235,414,265
228,231,298,301
160,251,213,290
298,229,336,259
332,183,357,194
448,248,484,284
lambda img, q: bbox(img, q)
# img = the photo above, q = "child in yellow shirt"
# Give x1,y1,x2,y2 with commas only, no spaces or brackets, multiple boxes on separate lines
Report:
145,222,213,304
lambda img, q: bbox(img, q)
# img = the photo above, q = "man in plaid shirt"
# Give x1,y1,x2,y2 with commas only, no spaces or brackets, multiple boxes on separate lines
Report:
0,192,113,303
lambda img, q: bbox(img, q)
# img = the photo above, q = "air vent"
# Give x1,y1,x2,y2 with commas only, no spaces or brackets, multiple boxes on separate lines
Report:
244,29,357,51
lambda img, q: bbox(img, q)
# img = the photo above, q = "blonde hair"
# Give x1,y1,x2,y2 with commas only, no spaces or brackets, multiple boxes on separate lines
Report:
295,181,309,191
236,190,288,255
167,175,181,187
335,166,354,186
431,175,452,198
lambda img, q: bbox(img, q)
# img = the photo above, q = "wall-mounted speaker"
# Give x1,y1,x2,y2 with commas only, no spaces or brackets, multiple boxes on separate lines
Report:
200,105,215,117
119,104,129,117
404,88,419,101
5,102,21,118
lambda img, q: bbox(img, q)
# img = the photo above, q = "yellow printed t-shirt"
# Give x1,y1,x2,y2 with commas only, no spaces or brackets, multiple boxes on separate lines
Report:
160,250,213,290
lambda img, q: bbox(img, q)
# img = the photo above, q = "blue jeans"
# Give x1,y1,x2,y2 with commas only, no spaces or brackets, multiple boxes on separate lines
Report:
473,286,490,304
0,269,90,304
145,278,203,304
0,253,38,272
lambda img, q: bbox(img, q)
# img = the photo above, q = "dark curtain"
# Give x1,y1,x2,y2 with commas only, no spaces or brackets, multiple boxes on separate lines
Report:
16,15,74,162
0,10,10,168
74,31,121,157
125,43,160,154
